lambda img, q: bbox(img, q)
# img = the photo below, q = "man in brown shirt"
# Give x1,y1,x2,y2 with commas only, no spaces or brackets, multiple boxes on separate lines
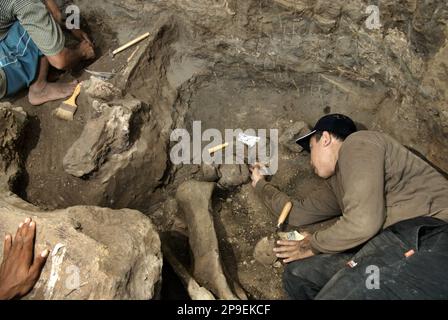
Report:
252,114,448,299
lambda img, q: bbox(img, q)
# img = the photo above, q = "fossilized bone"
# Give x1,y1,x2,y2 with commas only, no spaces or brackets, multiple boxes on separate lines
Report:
176,180,242,300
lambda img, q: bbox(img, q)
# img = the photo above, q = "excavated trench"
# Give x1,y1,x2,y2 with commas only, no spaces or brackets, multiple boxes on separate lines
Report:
6,0,448,299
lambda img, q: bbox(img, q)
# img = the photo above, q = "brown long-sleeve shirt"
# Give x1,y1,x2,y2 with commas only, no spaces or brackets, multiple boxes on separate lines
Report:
256,131,448,254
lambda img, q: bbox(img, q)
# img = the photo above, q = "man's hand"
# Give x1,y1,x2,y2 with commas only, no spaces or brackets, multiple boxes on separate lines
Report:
48,41,96,70
0,218,49,300
249,163,266,188
71,29,93,47
273,234,315,263
78,40,95,60
44,0,94,48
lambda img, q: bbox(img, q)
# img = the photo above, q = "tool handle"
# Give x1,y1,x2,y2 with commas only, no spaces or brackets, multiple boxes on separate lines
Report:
112,32,150,56
127,46,140,63
66,83,82,106
208,143,229,154
277,202,293,228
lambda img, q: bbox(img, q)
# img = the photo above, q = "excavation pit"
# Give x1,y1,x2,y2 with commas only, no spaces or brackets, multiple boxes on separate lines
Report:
2,0,447,300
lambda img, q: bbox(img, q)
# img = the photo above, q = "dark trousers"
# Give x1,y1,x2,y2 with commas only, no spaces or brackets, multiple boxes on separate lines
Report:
283,217,448,300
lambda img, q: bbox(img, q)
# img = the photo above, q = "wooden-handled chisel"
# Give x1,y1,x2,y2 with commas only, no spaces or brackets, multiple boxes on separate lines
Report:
277,201,293,232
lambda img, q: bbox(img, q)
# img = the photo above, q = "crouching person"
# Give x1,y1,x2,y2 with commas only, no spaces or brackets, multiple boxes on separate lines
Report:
0,0,95,105
251,114,448,299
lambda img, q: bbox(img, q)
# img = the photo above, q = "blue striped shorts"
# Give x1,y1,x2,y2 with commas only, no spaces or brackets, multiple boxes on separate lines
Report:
0,21,42,96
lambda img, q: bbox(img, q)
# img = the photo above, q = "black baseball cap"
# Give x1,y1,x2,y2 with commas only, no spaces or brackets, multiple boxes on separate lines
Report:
296,114,357,152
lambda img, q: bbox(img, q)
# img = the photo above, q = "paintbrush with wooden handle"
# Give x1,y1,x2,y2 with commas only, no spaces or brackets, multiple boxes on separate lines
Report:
54,83,81,121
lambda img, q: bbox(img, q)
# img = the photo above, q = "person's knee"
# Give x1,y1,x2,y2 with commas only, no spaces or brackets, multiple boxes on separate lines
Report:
282,263,294,286
283,260,310,280
282,262,309,291
283,261,321,300
47,50,68,70
283,263,298,298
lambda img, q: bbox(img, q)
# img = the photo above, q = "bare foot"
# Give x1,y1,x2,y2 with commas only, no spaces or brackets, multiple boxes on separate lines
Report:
28,80,78,106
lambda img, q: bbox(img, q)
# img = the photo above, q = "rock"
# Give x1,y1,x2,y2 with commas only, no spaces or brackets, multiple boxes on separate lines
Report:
0,101,163,300
0,103,27,191
217,164,250,189
84,76,122,101
176,180,240,300
150,197,187,234
279,121,310,153
253,236,277,266
63,99,143,177
201,163,219,182
54,90,168,210
0,192,162,300
418,41,448,173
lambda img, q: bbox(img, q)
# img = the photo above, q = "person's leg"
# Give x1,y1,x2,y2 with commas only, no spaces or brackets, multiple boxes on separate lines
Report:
0,21,77,105
316,217,448,300
283,252,353,300
28,56,77,106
